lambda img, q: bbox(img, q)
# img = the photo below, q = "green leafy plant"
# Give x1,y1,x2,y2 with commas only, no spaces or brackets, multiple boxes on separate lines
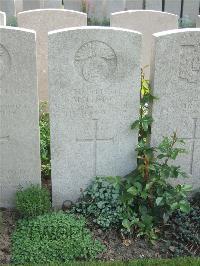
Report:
11,212,105,264
72,177,124,229
163,192,200,257
16,185,51,218
40,102,51,179
110,74,191,241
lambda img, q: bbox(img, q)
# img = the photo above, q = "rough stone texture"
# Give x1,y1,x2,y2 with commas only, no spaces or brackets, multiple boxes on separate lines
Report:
111,10,178,79
89,0,125,19
0,11,6,25
0,27,41,207
15,0,23,14
150,28,200,190
146,0,162,11
197,15,200,27
106,0,126,17
18,9,87,101
183,0,200,23
23,0,41,11
63,0,82,12
48,26,141,207
88,0,107,19
125,0,143,10
42,0,62,8
164,0,181,16
0,0,15,19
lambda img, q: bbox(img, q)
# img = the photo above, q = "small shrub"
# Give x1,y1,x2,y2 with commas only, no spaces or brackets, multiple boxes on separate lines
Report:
16,185,51,218
11,212,105,264
40,102,51,179
72,177,124,229
164,192,200,257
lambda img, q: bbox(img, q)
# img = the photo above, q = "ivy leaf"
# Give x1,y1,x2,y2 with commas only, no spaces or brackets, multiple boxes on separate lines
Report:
156,197,163,206
127,186,138,196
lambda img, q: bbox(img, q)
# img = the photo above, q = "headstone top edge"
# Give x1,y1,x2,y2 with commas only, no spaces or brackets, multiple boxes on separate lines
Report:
153,28,200,38
0,26,36,36
18,8,87,17
48,26,142,36
111,10,178,18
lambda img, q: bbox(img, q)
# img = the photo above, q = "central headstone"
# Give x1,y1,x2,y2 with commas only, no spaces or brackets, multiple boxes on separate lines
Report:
0,11,6,25
150,29,200,189
0,27,40,207
48,27,141,206
111,10,178,79
18,9,87,101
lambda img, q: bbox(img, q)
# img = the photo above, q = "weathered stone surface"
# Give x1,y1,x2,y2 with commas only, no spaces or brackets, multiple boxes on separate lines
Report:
0,27,41,207
0,0,15,18
164,0,181,16
18,9,87,101
48,26,141,206
42,0,62,8
0,11,6,25
89,0,125,19
183,0,200,23
125,0,143,10
23,0,41,11
150,28,200,189
15,0,23,14
88,0,106,19
63,0,82,12
197,15,200,27
146,0,162,11
111,10,178,79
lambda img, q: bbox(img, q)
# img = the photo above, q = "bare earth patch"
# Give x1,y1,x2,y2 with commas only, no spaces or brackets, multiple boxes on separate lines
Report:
0,209,16,264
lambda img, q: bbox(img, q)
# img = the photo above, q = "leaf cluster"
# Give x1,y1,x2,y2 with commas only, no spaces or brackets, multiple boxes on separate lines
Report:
11,212,105,264
164,193,200,257
16,185,51,218
72,177,124,229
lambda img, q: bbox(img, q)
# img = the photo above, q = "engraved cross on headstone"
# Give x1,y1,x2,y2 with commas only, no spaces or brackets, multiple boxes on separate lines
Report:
76,119,114,176
183,118,200,175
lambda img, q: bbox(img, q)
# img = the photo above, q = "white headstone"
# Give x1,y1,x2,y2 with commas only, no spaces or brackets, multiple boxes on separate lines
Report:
111,10,178,78
18,9,87,101
88,0,105,19
164,0,182,16
150,28,200,189
197,15,200,27
42,0,62,8
183,0,200,23
63,0,82,12
0,0,15,18
0,11,6,25
0,27,41,207
48,26,141,206
106,0,126,17
146,0,162,11
15,0,23,14
23,0,41,11
125,0,143,10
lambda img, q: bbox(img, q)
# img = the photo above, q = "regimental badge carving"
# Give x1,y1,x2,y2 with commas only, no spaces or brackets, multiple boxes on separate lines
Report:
74,41,117,83
179,43,200,83
0,44,11,80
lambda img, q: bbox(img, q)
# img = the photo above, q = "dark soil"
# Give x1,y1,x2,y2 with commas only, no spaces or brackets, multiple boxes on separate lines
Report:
0,209,16,264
